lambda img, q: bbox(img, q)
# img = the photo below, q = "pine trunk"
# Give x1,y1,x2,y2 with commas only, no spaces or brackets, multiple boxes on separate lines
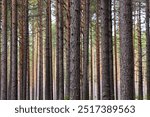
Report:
120,0,134,100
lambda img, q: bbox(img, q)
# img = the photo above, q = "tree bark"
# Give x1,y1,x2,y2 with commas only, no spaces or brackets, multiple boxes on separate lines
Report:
137,2,143,100
65,0,71,100
45,0,53,100
101,0,111,100
70,0,81,100
38,0,43,100
83,0,90,100
1,0,7,100
11,0,18,100
58,0,64,100
96,0,100,100
146,0,150,100
114,0,118,100
109,0,114,100
120,0,134,100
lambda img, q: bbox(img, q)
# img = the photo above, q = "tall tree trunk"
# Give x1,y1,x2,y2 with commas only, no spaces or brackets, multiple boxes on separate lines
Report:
83,0,90,100
120,0,134,100
45,0,53,100
11,0,18,100
8,0,12,100
58,0,64,100
146,0,150,100
31,20,35,100
101,0,111,100
137,2,143,100
38,0,43,100
1,0,7,100
96,0,100,100
18,0,24,100
90,23,93,100
114,0,118,100
56,0,59,100
70,0,81,100
22,0,29,100
109,0,114,100
65,0,70,100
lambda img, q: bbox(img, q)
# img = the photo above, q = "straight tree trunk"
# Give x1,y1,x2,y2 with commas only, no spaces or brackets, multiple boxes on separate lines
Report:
8,0,12,100
38,0,43,100
45,0,53,100
137,2,143,100
58,0,64,100
1,0,7,100
31,20,35,100
56,0,59,100
96,0,100,100
146,0,150,100
90,23,93,100
65,0,71,100
18,0,24,100
120,0,134,100
109,0,114,100
101,0,111,100
22,0,29,100
113,0,118,100
11,0,18,100
70,0,81,100
83,0,90,100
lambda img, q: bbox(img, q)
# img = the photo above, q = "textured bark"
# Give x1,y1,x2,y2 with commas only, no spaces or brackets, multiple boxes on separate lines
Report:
114,0,118,100
18,0,24,100
96,0,100,100
146,0,150,100
45,0,53,100
31,21,35,100
11,0,18,100
22,0,29,100
38,0,43,100
56,0,59,100
70,0,81,100
8,0,12,100
137,2,143,100
109,0,114,100
58,0,64,100
83,0,90,100
120,0,134,100
90,24,93,100
1,0,7,100
65,0,70,100
101,0,111,100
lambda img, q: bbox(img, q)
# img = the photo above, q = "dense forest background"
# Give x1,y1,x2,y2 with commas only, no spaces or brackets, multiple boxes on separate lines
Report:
0,0,149,100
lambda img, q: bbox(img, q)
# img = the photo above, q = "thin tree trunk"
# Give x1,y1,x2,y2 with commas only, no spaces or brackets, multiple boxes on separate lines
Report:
114,0,118,100
1,0,7,100
38,0,43,100
56,0,59,100
11,0,18,100
65,0,70,100
83,0,90,100
146,0,150,100
109,0,114,100
31,20,35,100
90,23,93,100
137,2,143,100
45,0,53,100
22,0,29,100
58,0,64,100
96,0,100,100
